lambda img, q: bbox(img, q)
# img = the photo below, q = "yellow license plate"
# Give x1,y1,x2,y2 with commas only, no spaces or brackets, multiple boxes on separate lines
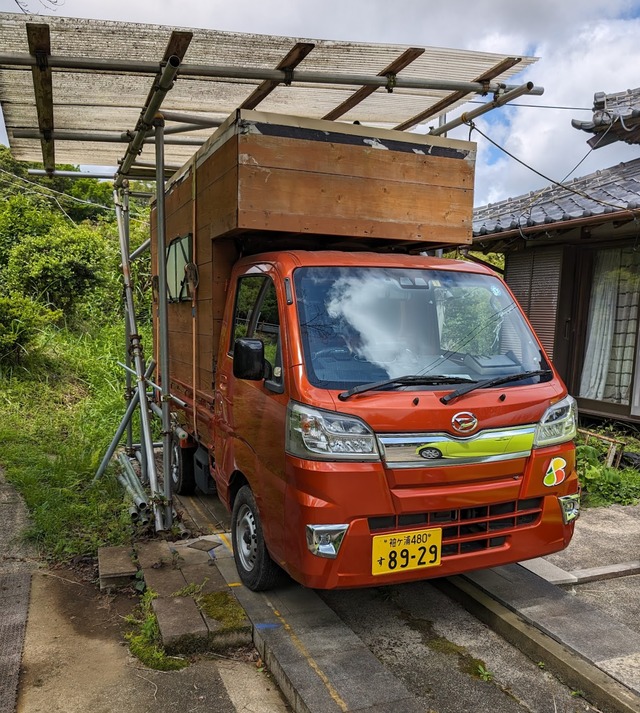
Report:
372,528,442,575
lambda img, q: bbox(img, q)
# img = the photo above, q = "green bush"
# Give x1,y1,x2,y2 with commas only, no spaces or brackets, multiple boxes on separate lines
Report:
576,443,640,506
0,293,59,363
0,194,60,270
5,222,107,314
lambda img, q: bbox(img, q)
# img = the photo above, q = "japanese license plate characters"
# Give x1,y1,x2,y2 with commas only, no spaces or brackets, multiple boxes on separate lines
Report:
372,528,442,575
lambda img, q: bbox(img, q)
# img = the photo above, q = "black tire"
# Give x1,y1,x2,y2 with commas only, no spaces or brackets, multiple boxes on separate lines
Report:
231,485,282,591
170,436,196,495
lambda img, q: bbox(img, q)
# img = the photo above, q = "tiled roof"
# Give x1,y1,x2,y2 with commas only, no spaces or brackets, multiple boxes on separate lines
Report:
473,157,640,237
572,88,640,149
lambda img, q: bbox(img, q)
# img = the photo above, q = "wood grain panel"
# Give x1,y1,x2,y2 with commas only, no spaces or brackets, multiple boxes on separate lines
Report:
239,133,473,188
237,166,472,243
196,136,238,191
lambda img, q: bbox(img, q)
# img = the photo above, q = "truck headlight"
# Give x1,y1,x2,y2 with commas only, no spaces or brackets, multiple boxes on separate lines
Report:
534,395,577,448
286,402,380,461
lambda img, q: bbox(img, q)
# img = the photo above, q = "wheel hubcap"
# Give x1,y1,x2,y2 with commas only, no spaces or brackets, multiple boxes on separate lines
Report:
235,504,258,572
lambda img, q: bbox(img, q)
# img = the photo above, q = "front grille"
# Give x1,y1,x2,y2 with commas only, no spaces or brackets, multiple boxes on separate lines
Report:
368,497,543,558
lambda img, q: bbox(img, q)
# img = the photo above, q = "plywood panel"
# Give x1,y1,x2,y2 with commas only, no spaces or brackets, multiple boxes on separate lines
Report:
237,166,471,243
197,135,238,191
239,133,472,188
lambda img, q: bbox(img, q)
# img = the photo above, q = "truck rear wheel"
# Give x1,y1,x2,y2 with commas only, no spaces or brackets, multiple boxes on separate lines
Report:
170,436,196,495
231,485,282,591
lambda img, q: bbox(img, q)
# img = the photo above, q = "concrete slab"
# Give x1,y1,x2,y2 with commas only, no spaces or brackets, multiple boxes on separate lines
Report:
518,556,578,584
170,544,213,567
571,560,640,583
469,565,640,662
143,566,188,597
135,540,175,569
0,573,31,713
179,562,228,594
214,540,423,713
456,564,640,712
152,595,209,654
98,545,137,591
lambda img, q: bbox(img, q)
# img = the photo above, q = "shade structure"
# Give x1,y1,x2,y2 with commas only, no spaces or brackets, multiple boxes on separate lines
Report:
0,12,538,172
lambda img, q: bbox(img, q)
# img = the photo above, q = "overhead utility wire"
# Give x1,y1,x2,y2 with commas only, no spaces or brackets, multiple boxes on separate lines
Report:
464,119,639,215
0,167,149,223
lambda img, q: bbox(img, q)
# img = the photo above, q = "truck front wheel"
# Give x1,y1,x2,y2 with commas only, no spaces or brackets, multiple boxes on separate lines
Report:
231,485,282,591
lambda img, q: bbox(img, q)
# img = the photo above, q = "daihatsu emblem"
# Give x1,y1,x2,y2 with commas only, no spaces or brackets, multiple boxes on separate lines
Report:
452,412,478,433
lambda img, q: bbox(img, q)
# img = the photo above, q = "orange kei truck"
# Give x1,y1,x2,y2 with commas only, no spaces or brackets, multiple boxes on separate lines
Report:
151,109,580,591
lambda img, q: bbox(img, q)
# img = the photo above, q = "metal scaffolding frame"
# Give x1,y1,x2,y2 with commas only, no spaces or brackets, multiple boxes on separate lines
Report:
0,15,544,532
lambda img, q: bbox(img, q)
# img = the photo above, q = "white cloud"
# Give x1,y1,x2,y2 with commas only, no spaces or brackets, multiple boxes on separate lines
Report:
1,0,639,205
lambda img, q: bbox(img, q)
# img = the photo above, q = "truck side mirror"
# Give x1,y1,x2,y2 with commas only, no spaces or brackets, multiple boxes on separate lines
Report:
233,338,266,380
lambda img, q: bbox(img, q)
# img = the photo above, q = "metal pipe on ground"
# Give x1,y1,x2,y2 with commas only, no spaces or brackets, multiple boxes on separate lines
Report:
118,453,148,503
172,508,191,540
116,474,147,512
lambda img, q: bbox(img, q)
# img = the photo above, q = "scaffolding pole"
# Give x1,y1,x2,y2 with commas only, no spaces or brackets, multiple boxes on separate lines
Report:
93,359,155,482
123,185,133,455
154,116,174,530
113,187,164,531
0,51,543,96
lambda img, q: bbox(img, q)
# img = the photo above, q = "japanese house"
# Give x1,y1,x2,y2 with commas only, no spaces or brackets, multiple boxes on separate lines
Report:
472,87,640,422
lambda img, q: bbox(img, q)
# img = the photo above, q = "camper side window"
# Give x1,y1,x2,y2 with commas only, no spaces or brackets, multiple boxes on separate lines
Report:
165,234,192,302
232,275,283,386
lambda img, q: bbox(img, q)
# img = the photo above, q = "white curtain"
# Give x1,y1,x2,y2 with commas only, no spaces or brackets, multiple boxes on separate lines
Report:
579,250,621,400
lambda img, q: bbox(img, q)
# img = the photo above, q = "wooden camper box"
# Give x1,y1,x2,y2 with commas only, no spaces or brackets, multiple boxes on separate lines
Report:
150,110,476,432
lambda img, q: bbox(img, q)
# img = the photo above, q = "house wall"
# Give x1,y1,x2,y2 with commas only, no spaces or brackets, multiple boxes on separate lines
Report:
501,230,640,424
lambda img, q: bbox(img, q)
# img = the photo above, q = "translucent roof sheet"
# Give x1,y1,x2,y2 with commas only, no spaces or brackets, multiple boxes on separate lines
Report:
0,12,537,169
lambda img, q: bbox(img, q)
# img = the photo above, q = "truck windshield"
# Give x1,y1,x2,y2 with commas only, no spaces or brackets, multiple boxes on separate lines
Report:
294,266,551,391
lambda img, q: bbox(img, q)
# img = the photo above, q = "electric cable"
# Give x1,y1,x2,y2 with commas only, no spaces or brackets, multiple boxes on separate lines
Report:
466,119,638,214
0,166,150,224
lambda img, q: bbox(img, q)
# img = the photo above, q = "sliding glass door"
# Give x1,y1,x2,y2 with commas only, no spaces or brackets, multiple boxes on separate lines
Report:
579,247,640,407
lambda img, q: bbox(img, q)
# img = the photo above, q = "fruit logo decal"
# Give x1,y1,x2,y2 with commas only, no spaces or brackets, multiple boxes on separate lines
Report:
544,457,567,487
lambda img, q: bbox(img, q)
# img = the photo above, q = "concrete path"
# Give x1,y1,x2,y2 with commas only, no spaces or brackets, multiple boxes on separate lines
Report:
0,469,36,713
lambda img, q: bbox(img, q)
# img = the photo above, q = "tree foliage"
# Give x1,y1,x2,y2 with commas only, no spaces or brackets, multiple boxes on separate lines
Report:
0,145,151,359
5,223,107,313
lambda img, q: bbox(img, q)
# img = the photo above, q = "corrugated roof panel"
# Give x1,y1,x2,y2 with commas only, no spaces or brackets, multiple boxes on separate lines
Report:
0,12,538,168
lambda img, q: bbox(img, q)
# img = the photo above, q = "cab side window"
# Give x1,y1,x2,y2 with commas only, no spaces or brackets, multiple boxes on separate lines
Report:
232,275,283,389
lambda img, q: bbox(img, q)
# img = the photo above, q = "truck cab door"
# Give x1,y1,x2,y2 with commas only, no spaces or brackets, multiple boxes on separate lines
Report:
215,271,288,563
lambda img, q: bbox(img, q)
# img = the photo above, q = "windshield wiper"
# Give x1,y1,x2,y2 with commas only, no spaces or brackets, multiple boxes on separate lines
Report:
338,375,475,401
440,369,553,405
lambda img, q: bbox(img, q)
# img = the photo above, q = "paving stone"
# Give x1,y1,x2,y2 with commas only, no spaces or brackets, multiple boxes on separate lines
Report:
152,595,209,655
142,567,187,597
135,540,175,569
169,544,212,567
180,562,227,594
98,545,137,591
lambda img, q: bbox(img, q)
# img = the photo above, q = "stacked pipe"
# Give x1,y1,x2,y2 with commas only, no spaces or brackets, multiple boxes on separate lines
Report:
118,452,151,527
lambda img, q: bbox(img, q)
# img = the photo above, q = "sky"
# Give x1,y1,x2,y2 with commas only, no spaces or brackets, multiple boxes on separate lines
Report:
1,0,639,206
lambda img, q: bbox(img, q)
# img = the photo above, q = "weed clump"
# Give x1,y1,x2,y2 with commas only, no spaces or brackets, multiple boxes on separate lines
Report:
124,590,188,671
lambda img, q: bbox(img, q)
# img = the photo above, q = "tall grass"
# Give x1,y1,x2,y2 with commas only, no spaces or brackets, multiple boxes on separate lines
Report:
0,321,152,560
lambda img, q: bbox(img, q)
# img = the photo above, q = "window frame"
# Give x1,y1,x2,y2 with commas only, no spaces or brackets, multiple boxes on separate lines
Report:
165,233,192,303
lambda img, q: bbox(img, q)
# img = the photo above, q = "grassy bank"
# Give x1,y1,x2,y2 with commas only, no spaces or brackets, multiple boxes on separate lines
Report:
0,322,148,560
